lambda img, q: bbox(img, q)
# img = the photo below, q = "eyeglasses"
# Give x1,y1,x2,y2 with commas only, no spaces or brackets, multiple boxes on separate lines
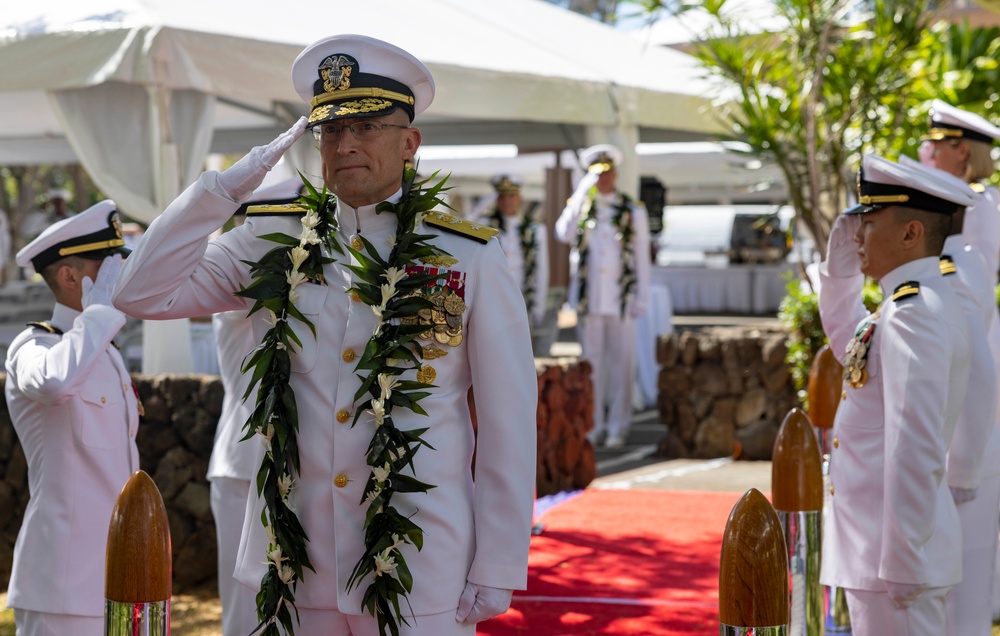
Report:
312,121,409,142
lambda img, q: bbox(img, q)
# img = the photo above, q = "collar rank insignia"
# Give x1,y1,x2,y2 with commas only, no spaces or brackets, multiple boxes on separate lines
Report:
939,256,957,276
891,281,920,303
843,313,878,389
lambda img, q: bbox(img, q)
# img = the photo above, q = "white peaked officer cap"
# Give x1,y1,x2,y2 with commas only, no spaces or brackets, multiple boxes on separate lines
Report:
17,199,131,270
898,155,975,192
47,187,71,201
580,144,624,175
844,154,976,216
924,100,1000,144
491,174,523,194
292,34,435,129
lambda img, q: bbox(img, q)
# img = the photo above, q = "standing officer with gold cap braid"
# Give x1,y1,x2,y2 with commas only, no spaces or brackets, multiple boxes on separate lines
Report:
819,154,973,635
114,34,535,635
5,201,139,636
554,144,651,449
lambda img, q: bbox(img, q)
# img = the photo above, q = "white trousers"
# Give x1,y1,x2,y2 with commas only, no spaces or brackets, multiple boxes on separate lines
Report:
579,313,636,440
14,609,101,636
210,477,260,636
846,586,949,636
295,607,475,635
949,472,1000,635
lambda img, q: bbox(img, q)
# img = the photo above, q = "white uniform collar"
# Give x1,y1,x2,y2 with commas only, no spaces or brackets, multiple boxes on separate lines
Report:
879,256,940,297
941,234,966,256
49,302,81,333
336,188,403,236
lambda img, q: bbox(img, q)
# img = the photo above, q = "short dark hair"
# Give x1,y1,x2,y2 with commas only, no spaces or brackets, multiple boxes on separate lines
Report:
893,206,952,255
39,255,88,294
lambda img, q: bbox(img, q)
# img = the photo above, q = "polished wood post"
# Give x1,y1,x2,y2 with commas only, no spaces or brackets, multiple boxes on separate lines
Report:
719,488,789,634
104,470,171,635
772,408,824,635
806,344,843,432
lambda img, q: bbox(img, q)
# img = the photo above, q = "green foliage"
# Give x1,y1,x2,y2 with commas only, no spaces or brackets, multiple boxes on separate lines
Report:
779,275,882,407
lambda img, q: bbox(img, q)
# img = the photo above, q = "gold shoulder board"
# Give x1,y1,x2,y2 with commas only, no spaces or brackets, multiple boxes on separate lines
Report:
939,256,957,276
970,182,986,193
424,211,499,244
245,204,309,216
891,281,920,303
26,321,63,335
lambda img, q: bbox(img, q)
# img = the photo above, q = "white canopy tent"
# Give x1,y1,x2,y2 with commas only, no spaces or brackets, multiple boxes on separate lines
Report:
0,0,725,371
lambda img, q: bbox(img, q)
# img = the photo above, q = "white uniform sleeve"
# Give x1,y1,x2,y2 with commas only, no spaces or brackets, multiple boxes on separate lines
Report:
10,305,126,404
818,268,868,365
946,310,996,489
554,195,583,245
630,202,652,317
465,240,537,590
113,172,250,319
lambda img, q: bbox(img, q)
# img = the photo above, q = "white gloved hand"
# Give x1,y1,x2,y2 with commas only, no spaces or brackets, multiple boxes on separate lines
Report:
218,117,308,203
82,255,124,310
884,580,926,609
572,171,600,200
454,582,513,624
950,486,978,504
824,213,862,277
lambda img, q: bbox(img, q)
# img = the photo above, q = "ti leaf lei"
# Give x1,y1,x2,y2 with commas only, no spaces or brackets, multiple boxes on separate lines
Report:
488,208,539,319
575,190,637,317
236,166,453,636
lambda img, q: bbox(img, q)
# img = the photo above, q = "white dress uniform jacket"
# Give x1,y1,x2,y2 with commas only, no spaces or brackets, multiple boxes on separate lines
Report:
112,172,537,617
965,185,1000,288
5,302,140,616
207,310,258,482
555,190,651,318
493,215,549,327
940,235,997,491
818,257,971,591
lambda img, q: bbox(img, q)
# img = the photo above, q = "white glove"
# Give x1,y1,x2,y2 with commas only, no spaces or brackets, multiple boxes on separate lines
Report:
824,214,862,277
82,255,124,310
884,580,926,609
950,486,978,504
454,582,513,624
217,117,308,203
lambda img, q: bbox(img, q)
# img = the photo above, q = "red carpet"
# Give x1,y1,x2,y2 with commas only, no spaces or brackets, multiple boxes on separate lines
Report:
479,489,753,636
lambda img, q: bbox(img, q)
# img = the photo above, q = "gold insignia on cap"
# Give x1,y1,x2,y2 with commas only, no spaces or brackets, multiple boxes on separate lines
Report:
111,212,124,239
335,98,394,116
319,54,353,93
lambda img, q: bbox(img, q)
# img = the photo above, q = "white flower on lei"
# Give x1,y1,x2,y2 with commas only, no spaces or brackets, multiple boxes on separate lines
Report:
373,548,398,577
286,269,307,290
378,374,400,400
289,245,310,270
372,462,391,485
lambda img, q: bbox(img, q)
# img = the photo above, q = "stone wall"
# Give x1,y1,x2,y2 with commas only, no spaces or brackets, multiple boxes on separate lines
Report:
656,327,798,461
0,360,593,593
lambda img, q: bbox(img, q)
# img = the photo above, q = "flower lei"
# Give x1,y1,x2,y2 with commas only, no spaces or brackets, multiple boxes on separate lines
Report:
236,167,451,636
575,190,637,317
488,208,539,320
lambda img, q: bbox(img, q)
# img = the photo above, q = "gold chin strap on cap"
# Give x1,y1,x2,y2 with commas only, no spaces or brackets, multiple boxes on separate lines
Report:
58,238,126,257
858,194,910,205
310,87,414,109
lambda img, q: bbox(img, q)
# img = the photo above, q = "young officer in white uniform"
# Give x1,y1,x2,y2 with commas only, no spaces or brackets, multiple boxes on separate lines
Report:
554,145,651,448
902,155,1000,635
207,308,259,636
474,175,549,329
818,154,974,636
113,35,536,635
5,200,138,636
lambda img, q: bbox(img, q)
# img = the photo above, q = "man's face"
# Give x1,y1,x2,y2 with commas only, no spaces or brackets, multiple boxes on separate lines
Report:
319,112,421,208
596,169,617,194
497,192,521,216
853,208,908,280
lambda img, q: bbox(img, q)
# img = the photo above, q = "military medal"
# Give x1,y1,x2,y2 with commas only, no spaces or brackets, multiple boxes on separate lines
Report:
407,266,468,348
843,310,880,389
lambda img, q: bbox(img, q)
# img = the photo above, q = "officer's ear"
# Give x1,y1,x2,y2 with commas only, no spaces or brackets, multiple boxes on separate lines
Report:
900,218,925,250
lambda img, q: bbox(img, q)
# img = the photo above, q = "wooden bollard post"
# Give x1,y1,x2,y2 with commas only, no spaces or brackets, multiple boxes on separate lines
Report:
104,470,172,636
806,344,843,459
806,345,853,634
772,408,824,636
719,488,789,635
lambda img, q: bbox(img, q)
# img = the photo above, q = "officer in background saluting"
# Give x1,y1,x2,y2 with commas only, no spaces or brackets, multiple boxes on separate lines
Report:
555,144,651,449
4,200,138,636
818,154,974,635
472,175,549,333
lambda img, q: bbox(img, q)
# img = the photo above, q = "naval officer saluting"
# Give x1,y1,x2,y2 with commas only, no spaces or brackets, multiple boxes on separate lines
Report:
818,154,973,636
5,200,138,636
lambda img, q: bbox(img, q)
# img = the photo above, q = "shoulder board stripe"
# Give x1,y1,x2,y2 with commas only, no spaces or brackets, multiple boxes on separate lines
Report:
891,281,920,303
246,204,309,216
27,321,63,335
424,212,499,244
970,182,986,193
939,256,957,276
